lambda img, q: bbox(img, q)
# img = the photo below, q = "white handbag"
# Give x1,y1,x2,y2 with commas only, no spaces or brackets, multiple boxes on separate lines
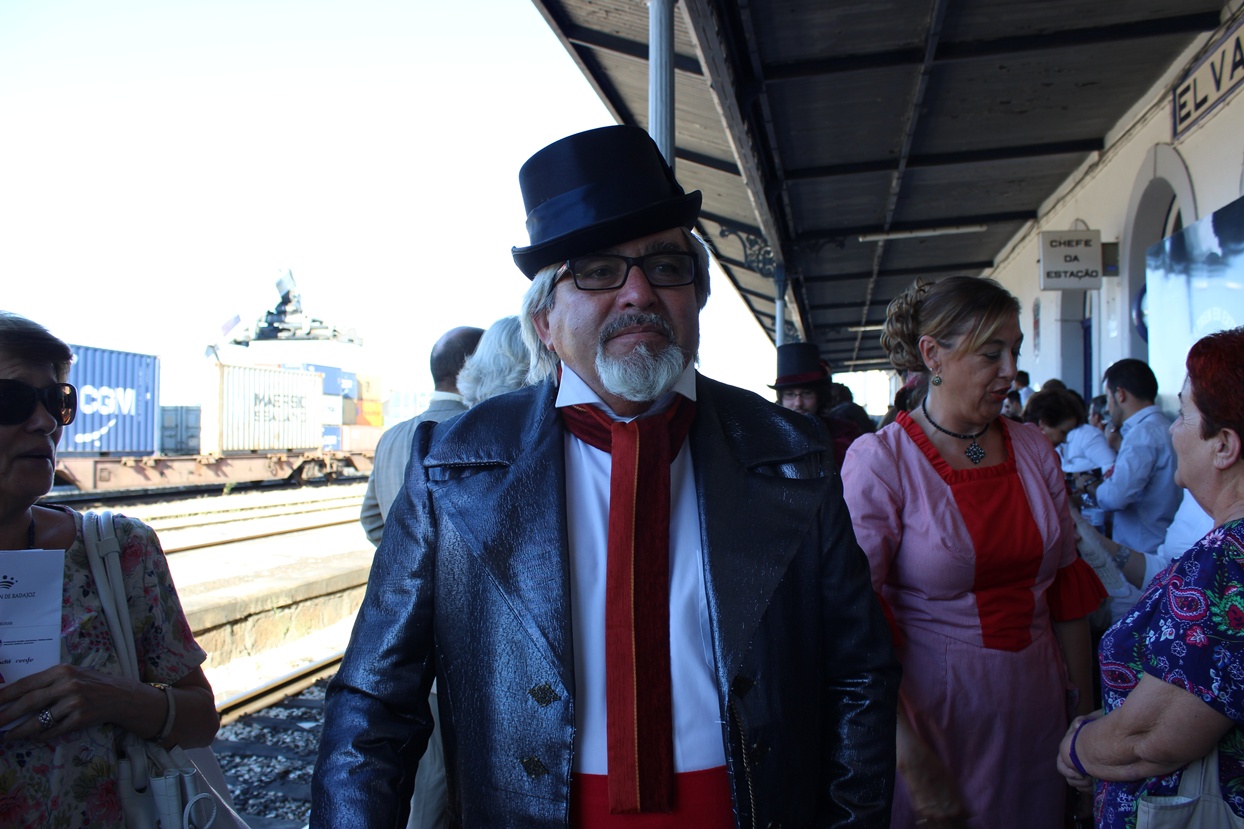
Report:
84,510,249,829
1135,747,1244,829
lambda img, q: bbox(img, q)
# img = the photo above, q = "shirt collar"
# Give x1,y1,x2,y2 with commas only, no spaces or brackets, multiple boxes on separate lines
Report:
555,362,697,422
429,390,465,403
1120,404,1159,436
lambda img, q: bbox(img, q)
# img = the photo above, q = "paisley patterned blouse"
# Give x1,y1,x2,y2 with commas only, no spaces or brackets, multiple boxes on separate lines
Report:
0,510,206,829
1096,518,1244,828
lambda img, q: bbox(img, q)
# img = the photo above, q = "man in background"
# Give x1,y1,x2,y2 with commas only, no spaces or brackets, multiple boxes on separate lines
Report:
1002,390,1024,420
1083,358,1181,621
360,325,483,545
829,382,876,434
1012,369,1034,406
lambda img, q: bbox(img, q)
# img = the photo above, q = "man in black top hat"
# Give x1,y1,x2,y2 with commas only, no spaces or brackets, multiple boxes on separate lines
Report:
770,341,863,469
312,125,898,828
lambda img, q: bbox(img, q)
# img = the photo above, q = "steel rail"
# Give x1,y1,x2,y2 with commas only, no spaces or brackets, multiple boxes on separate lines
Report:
161,514,359,553
217,651,344,726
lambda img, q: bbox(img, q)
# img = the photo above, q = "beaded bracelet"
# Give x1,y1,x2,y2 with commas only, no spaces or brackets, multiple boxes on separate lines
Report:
1069,718,1092,777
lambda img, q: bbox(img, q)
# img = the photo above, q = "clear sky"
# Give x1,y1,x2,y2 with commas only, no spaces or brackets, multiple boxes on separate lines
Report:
1,0,888,412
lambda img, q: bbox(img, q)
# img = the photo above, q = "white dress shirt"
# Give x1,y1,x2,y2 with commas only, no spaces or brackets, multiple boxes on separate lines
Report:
1140,488,1215,588
1096,405,1181,553
1058,423,1117,474
557,364,726,774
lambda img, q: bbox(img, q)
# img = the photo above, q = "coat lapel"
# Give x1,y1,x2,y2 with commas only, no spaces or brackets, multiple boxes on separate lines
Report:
691,376,832,686
425,383,576,692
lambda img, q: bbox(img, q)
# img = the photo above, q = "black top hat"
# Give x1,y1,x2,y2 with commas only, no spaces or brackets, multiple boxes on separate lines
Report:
771,342,829,389
511,125,702,278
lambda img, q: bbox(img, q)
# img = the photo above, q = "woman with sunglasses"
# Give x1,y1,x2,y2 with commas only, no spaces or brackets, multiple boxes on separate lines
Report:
0,311,218,827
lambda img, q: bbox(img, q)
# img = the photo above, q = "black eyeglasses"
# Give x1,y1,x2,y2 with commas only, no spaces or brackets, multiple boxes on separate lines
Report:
0,380,78,427
562,251,698,291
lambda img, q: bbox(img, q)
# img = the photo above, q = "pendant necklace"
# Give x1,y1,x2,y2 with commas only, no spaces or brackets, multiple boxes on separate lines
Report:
922,398,989,464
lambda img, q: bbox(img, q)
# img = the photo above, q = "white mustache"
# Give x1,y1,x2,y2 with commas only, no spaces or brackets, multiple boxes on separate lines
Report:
598,313,677,348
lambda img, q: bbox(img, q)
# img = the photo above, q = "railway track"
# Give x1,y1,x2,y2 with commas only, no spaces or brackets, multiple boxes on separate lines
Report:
100,483,367,553
214,653,345,828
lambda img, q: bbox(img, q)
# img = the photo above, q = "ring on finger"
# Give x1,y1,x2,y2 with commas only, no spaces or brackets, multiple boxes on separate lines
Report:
38,708,55,730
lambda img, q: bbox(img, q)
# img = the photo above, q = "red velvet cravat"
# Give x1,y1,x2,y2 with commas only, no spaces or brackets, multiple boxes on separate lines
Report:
560,395,697,813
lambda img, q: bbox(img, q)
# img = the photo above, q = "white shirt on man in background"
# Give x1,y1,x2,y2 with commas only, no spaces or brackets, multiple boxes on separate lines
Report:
1058,423,1116,474
1096,405,1181,621
1139,488,1215,588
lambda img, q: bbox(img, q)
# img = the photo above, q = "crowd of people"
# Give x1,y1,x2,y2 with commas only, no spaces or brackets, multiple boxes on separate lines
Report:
2,123,1241,829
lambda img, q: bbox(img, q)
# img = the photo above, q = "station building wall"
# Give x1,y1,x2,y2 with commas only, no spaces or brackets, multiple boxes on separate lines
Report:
985,9,1244,412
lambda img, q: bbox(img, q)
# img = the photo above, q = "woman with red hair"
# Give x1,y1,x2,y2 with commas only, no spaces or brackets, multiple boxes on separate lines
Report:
1058,326,1244,827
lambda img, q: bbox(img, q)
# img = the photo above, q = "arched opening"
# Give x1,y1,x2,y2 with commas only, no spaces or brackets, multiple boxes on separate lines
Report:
1120,144,1198,362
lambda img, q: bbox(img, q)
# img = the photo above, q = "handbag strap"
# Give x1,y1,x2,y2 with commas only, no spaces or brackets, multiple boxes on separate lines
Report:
84,510,142,682
1178,745,1223,797
84,510,154,789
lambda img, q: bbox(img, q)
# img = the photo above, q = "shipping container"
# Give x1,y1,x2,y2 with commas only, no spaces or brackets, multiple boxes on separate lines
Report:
286,363,358,398
61,345,159,455
356,374,383,401
318,393,344,426
200,365,322,454
160,406,201,455
321,425,342,451
340,424,383,452
343,398,384,427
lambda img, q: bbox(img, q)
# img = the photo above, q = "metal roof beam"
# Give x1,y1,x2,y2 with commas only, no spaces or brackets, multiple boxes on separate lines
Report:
809,298,895,311
763,12,1222,81
786,138,1104,180
802,260,996,283
563,25,704,75
796,211,1034,245
676,148,741,176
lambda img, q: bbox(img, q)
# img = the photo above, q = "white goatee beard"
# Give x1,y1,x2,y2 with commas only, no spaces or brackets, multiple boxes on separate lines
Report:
595,313,689,403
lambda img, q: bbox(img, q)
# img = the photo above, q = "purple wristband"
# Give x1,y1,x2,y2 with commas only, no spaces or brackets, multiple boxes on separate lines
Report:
1069,719,1092,777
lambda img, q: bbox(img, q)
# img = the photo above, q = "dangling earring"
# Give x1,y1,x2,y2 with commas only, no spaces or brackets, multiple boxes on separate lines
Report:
931,374,943,386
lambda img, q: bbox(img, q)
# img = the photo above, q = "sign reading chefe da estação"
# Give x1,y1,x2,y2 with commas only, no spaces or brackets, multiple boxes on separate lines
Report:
1039,230,1102,291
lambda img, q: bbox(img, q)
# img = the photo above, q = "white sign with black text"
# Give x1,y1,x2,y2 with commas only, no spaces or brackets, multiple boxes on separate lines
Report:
1039,230,1103,291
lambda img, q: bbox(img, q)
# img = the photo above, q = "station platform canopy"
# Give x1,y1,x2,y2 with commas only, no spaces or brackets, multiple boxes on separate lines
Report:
532,0,1228,371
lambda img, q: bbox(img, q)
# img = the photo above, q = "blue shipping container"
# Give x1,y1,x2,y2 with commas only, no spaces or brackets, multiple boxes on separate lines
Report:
284,363,358,398
321,425,342,451
61,345,160,455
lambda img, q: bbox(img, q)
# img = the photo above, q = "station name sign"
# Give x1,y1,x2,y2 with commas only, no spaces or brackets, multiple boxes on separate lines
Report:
1039,230,1102,290
1173,16,1244,139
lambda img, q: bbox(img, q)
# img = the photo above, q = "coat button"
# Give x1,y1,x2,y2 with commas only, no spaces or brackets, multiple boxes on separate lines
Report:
519,756,549,778
528,683,561,707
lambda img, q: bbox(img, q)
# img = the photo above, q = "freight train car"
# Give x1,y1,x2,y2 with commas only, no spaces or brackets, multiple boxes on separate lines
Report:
53,347,381,494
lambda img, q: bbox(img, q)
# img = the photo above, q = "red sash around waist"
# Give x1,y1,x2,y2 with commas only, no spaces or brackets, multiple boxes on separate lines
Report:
570,767,734,828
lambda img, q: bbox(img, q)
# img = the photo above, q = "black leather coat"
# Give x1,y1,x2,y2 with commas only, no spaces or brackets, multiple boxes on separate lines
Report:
311,375,899,828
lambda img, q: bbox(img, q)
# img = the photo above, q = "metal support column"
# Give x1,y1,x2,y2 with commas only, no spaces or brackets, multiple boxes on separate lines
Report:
774,265,787,347
648,0,675,169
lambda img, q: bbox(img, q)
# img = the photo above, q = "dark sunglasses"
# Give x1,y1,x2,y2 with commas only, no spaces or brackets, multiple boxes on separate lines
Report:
0,379,78,427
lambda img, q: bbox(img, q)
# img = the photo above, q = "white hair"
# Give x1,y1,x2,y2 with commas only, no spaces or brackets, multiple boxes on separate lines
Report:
456,316,530,406
518,228,711,383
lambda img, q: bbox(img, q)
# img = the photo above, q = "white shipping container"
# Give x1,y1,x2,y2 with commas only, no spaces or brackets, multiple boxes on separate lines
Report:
201,365,323,454
340,424,384,452
319,393,345,426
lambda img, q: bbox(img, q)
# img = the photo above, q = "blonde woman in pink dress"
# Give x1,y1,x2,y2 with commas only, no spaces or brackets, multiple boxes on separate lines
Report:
842,277,1105,829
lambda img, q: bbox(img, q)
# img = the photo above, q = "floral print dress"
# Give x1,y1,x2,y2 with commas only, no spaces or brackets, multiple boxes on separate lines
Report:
0,510,206,829
1096,517,1244,828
